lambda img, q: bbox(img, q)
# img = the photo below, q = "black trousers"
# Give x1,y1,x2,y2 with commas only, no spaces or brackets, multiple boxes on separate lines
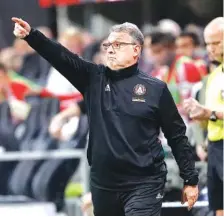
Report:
91,176,166,216
207,140,223,212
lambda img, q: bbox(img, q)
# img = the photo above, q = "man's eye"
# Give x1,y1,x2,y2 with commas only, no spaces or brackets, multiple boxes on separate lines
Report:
114,43,120,48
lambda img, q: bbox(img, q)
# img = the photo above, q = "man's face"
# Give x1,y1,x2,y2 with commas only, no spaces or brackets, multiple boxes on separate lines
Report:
204,29,223,62
176,36,195,57
105,32,140,70
150,43,170,66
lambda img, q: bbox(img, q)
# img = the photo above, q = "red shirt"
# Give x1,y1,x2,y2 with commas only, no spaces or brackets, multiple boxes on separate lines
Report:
151,55,207,117
1,81,83,110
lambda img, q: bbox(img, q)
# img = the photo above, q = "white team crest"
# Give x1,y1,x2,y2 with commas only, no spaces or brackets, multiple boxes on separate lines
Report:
105,84,110,91
133,84,146,96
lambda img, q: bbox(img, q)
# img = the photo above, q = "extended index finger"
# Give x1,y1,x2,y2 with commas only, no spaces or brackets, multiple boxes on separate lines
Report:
11,17,27,27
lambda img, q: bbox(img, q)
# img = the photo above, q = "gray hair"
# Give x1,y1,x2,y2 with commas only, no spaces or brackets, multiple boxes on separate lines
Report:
110,22,144,47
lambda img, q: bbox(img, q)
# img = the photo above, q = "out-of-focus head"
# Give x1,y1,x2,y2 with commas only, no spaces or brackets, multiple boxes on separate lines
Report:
82,31,96,49
143,33,153,60
149,31,176,66
0,47,22,72
58,27,84,55
204,17,224,63
13,38,30,56
158,19,181,37
37,26,53,39
104,22,143,70
176,31,200,57
92,38,108,65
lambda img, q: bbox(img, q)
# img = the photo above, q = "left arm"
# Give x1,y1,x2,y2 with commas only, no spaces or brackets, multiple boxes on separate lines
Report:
159,84,199,209
158,84,199,185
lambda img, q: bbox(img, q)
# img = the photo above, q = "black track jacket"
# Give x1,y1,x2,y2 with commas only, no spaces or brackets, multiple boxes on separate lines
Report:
25,29,198,190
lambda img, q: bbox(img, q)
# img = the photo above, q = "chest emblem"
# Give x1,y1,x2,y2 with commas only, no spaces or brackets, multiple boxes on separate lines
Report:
133,84,147,102
105,84,111,92
133,84,146,96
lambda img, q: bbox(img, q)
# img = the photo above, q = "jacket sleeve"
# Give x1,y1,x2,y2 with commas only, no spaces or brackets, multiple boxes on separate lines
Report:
158,84,198,186
24,28,100,95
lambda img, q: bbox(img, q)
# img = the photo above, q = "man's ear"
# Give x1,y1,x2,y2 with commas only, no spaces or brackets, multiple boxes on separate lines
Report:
133,45,141,58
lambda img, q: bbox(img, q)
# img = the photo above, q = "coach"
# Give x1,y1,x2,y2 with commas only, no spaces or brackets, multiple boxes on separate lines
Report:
12,17,198,216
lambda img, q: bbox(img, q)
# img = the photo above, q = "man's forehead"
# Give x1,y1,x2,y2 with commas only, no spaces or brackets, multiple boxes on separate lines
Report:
204,30,223,42
204,25,223,36
107,32,131,42
176,37,192,44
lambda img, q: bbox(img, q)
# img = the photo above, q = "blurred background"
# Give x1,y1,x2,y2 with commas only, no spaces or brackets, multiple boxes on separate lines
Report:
0,0,223,215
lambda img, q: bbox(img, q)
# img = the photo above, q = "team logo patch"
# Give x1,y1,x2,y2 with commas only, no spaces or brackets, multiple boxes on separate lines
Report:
133,84,146,96
132,84,147,102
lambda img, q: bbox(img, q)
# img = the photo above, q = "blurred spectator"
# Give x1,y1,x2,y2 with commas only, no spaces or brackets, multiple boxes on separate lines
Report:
49,102,82,141
184,23,204,45
149,31,207,120
0,60,82,114
176,31,208,75
92,38,107,65
18,26,52,85
0,47,23,72
176,31,201,58
157,19,181,37
37,26,53,39
46,27,83,97
0,62,40,103
138,33,155,75
82,30,96,50
13,38,30,56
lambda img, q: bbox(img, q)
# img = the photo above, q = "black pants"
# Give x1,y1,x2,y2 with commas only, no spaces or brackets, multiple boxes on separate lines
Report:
207,140,223,212
91,176,166,216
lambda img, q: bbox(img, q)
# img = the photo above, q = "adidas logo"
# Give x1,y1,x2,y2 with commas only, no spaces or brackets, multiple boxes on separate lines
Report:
105,84,110,91
156,193,163,199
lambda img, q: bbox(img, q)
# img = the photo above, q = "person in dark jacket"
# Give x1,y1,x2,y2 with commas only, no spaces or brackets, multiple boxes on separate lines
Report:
12,17,199,216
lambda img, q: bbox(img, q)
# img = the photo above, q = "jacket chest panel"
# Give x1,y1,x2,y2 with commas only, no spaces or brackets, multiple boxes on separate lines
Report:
101,79,158,121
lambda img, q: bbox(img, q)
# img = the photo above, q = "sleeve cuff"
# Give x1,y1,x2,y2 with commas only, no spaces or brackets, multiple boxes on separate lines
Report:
23,28,35,41
184,175,199,186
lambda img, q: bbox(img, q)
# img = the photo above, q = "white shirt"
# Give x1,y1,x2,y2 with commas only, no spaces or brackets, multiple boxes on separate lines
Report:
46,67,79,94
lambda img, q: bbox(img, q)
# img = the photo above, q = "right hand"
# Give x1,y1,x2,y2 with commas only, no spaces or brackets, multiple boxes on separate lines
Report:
12,17,31,39
181,185,199,211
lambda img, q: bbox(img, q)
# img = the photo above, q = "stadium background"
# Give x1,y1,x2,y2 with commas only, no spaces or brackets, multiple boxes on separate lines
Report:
0,0,223,215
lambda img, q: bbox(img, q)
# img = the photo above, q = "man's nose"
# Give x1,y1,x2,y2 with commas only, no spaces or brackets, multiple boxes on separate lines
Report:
107,45,115,54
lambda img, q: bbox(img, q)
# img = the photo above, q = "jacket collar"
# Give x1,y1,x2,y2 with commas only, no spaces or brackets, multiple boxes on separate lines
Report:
105,63,138,80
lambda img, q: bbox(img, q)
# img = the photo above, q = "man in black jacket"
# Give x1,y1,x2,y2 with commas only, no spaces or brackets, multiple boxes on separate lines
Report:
12,17,199,216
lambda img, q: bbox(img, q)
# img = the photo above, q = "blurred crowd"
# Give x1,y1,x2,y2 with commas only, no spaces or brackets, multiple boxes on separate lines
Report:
0,18,212,156
0,18,218,214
